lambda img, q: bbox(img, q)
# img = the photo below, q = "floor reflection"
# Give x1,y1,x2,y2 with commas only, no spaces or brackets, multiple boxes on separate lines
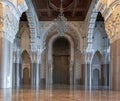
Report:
0,86,120,101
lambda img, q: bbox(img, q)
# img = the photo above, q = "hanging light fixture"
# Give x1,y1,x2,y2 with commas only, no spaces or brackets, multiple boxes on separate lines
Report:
54,0,68,36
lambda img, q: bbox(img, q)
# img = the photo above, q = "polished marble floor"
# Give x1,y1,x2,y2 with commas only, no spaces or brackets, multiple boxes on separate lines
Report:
0,87,120,101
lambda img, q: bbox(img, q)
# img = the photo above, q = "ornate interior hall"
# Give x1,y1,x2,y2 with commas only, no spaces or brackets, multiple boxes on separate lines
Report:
0,0,120,101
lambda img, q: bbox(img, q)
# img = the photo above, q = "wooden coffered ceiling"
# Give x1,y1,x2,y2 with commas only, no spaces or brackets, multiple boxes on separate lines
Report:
31,0,92,21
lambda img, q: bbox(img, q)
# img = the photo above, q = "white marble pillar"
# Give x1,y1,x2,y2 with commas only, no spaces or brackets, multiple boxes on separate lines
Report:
30,53,41,88
84,63,92,90
84,54,92,90
31,63,36,88
13,49,22,88
0,38,13,88
13,63,22,88
35,63,40,88
0,0,27,88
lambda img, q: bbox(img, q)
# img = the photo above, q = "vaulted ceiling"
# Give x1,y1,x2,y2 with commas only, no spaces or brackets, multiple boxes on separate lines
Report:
32,0,92,21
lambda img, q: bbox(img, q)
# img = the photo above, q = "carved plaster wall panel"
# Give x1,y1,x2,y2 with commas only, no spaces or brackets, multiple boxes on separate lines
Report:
39,21,84,52
93,22,108,53
105,6,120,43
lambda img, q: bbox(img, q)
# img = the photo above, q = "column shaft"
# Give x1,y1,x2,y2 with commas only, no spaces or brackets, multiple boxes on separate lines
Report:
0,38,13,88
31,63,40,88
13,63,21,88
110,39,120,90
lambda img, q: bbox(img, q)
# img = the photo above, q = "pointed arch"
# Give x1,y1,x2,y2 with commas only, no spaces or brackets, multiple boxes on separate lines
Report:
92,50,103,64
22,50,31,86
91,50,102,89
42,23,82,51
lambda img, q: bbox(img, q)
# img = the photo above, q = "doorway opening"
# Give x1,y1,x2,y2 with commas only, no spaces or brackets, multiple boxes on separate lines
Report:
53,37,70,85
22,50,31,87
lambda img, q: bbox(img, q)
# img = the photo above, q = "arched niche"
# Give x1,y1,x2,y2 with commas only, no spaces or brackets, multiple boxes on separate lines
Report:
92,11,110,89
46,34,74,87
91,51,102,89
93,69,100,88
22,50,31,87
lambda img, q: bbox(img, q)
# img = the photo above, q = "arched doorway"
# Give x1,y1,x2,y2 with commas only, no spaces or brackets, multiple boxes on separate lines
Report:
22,50,31,87
53,37,70,85
23,68,29,85
92,51,102,89
46,34,74,87
93,69,99,87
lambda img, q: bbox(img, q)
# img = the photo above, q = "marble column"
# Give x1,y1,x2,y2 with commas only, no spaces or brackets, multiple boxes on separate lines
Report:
31,63,40,88
46,60,53,89
0,38,13,88
84,64,87,89
110,39,120,90
84,64,91,90
35,63,40,88
13,63,22,88
31,63,36,88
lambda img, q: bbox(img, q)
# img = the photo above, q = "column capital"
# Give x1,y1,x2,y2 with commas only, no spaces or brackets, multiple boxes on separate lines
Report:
30,51,41,63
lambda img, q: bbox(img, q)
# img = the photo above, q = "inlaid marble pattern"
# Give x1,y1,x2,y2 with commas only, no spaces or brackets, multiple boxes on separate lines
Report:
0,88,120,101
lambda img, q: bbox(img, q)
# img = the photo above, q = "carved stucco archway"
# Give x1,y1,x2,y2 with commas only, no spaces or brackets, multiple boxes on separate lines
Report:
41,23,82,87
42,23,82,49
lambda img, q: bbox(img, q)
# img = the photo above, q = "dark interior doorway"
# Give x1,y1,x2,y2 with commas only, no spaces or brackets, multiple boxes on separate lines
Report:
53,37,70,85
23,68,30,85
